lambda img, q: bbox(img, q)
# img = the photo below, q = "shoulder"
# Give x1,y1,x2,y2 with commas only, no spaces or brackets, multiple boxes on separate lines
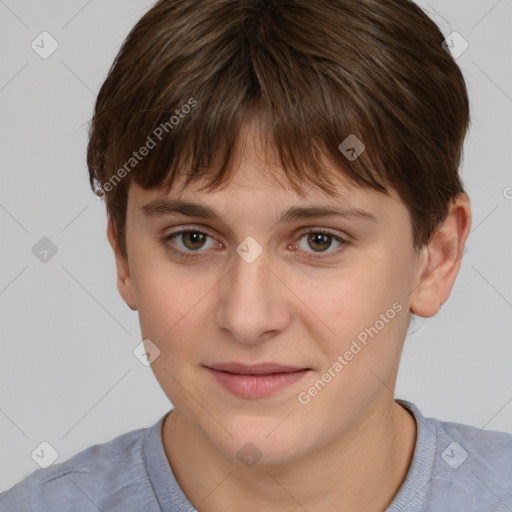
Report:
0,423,160,512
434,414,512,475
423,406,512,510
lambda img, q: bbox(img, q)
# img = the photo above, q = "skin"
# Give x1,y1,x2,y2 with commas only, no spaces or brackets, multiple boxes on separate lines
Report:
108,118,471,511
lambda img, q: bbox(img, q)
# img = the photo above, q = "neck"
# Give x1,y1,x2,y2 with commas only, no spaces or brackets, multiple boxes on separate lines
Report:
162,397,417,512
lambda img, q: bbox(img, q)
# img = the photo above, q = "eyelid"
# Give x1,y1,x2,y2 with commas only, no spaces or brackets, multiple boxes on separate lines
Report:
295,226,348,240
163,224,216,238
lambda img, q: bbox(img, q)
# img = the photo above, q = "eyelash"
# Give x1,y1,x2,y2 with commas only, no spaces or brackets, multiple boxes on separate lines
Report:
160,226,349,261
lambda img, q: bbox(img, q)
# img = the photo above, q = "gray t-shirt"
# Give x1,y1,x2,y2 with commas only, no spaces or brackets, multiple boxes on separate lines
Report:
1,399,511,511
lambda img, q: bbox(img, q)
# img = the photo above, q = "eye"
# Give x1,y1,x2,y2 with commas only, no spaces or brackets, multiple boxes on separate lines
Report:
161,228,221,258
293,229,347,259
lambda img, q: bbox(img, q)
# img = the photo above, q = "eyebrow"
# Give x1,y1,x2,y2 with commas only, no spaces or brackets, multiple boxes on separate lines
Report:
140,198,377,224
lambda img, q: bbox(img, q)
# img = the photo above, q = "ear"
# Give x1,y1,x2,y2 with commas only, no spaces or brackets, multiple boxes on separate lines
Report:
410,193,471,318
107,217,137,311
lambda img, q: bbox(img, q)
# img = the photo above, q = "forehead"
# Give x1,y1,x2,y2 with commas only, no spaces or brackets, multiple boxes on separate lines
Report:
128,169,405,231
127,116,403,219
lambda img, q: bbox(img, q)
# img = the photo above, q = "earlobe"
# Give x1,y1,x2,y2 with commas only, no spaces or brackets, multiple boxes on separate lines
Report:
107,218,138,311
410,194,471,318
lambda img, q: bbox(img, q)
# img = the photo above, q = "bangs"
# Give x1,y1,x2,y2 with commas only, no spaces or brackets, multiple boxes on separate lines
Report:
88,0,468,257
93,41,390,201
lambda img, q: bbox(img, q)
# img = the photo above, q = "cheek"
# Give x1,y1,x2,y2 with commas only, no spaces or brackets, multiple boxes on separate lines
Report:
132,265,204,403
131,252,217,360
129,246,179,340
302,251,411,367
313,258,405,326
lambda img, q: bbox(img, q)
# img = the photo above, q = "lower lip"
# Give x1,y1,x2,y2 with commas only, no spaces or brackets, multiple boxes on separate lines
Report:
207,368,309,398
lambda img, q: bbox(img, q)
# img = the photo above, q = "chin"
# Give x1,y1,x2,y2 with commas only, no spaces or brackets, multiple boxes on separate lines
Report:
215,418,307,468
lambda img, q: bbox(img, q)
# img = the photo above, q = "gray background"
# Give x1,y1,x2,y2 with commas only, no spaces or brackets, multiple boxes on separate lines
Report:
1,0,511,493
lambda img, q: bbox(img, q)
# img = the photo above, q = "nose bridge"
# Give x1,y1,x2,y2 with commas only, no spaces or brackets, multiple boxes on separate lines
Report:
216,241,288,343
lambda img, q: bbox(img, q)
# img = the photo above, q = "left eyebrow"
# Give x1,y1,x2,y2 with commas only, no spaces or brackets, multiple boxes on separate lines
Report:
277,205,377,224
140,199,377,224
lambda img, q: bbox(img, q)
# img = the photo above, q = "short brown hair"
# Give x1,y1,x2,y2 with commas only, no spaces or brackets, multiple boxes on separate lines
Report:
87,0,470,259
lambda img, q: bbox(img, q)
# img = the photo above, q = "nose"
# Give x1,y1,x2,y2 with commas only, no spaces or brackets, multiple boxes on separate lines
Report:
215,244,291,345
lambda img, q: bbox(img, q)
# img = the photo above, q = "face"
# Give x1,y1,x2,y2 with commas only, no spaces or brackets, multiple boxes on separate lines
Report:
115,121,423,466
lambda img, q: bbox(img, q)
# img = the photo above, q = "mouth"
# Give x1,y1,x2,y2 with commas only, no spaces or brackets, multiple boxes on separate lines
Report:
205,362,311,398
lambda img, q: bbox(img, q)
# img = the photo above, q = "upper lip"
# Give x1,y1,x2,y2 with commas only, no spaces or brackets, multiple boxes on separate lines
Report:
206,362,308,375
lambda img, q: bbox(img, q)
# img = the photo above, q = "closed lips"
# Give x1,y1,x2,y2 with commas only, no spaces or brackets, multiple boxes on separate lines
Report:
206,363,311,398
206,363,309,375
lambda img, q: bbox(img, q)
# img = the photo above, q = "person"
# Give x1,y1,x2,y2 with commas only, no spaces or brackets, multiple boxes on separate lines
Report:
1,0,511,510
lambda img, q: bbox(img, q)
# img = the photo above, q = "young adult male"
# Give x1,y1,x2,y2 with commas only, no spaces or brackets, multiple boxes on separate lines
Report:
1,0,511,511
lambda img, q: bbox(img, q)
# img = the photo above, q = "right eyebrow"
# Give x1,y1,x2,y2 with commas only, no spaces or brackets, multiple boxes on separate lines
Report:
140,199,223,221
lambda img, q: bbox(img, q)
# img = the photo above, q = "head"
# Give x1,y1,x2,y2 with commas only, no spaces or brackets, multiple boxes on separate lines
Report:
88,0,471,465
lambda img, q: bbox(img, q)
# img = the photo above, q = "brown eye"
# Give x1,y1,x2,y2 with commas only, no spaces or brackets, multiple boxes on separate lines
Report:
294,229,347,259
307,232,333,252
161,228,221,259
181,231,207,250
